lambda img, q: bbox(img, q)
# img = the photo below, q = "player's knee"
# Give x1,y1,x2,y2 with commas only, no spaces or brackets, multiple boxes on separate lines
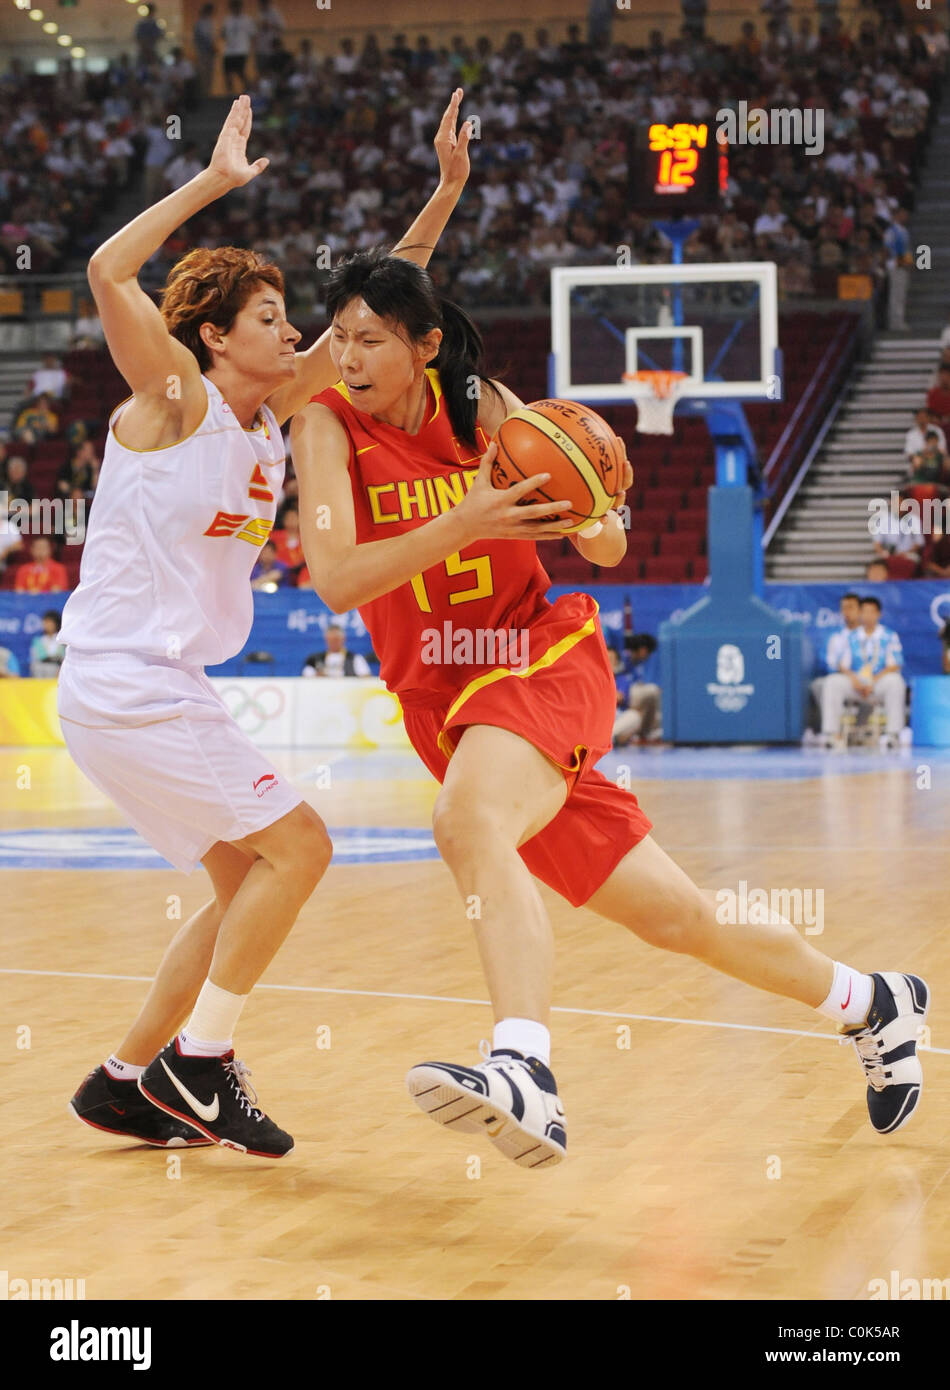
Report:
637,889,711,955
295,813,332,889
270,806,332,890
431,791,497,865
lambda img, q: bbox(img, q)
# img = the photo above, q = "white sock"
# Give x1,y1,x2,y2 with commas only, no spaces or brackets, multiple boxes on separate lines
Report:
493,1017,551,1066
103,1054,144,1081
817,962,873,1026
179,978,248,1057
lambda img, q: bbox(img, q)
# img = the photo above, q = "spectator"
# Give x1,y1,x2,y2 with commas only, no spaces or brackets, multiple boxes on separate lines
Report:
134,4,164,70
12,393,58,444
922,522,950,579
164,141,204,193
865,558,890,582
302,624,371,677
872,489,924,577
72,299,105,349
271,504,303,571
14,537,68,593
29,609,66,676
57,439,99,500
903,430,950,499
753,193,786,240
613,634,662,744
221,0,256,95
193,3,217,99
256,1,286,79
941,619,950,676
904,407,946,459
821,596,906,748
926,366,950,429
250,539,288,590
883,208,912,332
0,645,21,679
1,455,35,507
29,354,69,402
0,503,25,571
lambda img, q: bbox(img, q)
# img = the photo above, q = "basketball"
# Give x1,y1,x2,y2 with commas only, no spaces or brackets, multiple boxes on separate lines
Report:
490,399,626,534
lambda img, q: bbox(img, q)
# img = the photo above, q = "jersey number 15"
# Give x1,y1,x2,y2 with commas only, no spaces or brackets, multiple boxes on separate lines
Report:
410,551,493,612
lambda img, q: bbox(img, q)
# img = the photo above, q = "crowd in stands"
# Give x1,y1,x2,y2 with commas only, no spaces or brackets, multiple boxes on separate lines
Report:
1,6,948,640
99,2,939,323
0,38,201,274
869,317,950,579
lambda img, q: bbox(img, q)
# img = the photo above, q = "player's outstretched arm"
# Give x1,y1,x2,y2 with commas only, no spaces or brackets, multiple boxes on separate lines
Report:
292,404,572,614
87,95,267,402
266,89,472,426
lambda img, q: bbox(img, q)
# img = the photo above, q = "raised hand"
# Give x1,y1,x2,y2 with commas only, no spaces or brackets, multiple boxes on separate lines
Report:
208,94,270,189
434,88,473,193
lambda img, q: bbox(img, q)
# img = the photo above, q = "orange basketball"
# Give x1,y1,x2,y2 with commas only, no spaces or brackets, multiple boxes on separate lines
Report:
491,399,627,534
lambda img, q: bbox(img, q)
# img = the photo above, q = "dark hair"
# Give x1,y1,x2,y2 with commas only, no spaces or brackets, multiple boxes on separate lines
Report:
625,632,657,654
842,592,860,603
41,609,60,623
860,596,882,610
324,247,500,446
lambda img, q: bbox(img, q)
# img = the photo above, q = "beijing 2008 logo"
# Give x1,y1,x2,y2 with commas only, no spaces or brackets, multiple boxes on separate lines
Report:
706,643,755,713
220,685,286,734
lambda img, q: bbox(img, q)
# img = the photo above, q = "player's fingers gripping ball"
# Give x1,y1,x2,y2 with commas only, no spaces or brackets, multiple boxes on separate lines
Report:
491,399,628,536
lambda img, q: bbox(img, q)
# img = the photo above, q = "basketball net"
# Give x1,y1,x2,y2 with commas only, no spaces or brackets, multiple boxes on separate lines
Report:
622,370,688,436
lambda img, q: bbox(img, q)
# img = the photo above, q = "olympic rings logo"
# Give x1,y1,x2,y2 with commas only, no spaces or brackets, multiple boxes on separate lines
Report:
221,684,286,734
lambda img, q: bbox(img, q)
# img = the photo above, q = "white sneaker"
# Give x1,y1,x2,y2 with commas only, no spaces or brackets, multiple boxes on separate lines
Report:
840,972,929,1135
406,1046,567,1168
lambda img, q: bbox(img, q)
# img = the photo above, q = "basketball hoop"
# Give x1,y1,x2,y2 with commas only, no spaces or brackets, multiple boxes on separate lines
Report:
622,370,688,435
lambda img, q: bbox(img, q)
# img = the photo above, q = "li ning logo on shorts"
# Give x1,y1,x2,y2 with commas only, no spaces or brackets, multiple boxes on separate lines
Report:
253,773,278,798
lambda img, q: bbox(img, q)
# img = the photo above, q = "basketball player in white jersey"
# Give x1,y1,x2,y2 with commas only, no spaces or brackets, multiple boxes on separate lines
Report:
65,92,473,1157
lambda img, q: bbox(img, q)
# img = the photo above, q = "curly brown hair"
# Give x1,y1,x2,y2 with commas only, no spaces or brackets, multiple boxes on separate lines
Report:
158,245,285,371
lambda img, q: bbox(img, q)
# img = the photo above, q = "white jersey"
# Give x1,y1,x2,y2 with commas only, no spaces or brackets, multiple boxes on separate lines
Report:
59,374,285,667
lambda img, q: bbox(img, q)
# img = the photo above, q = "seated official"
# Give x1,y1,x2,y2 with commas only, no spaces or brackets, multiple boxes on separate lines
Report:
302,624,371,677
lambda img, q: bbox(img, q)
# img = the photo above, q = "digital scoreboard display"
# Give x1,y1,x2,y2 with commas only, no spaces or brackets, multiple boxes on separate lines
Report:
631,122,727,216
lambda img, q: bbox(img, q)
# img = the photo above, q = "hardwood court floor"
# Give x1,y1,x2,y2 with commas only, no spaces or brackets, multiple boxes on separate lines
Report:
1,746,948,1301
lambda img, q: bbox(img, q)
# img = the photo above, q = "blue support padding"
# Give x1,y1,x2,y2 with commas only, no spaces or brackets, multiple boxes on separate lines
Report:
656,397,803,742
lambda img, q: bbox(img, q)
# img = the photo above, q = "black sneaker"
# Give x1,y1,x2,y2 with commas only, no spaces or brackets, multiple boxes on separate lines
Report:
69,1065,211,1147
138,1039,294,1158
406,1045,567,1168
840,972,929,1135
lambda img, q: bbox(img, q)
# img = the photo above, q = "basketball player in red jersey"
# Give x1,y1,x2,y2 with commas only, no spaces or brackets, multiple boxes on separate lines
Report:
290,251,928,1167
65,93,475,1158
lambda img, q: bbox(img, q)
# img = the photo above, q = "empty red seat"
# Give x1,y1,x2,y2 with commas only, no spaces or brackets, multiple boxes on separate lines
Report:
634,508,672,534
642,556,690,583
661,464,698,489
658,533,701,557
674,510,706,533
647,486,685,513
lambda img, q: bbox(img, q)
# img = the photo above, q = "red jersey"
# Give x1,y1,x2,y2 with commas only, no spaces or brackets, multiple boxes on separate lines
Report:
312,370,554,708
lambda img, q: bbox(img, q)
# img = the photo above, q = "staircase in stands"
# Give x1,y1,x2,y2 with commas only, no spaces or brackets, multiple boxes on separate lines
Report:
766,337,938,583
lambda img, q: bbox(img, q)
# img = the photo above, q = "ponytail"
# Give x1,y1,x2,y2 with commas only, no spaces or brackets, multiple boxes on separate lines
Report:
433,297,501,448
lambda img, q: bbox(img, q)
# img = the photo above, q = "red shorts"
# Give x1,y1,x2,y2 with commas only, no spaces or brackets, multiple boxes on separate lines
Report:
401,592,653,907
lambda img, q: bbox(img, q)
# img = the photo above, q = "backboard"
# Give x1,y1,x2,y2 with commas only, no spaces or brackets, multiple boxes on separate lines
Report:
550,262,780,404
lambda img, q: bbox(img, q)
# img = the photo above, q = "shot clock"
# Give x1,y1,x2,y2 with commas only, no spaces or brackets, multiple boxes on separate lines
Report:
629,122,727,215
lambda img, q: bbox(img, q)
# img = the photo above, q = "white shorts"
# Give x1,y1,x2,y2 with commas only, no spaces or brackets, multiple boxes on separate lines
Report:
57,649,304,874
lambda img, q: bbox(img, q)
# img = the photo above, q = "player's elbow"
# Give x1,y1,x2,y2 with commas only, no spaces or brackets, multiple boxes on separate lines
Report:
312,577,349,614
